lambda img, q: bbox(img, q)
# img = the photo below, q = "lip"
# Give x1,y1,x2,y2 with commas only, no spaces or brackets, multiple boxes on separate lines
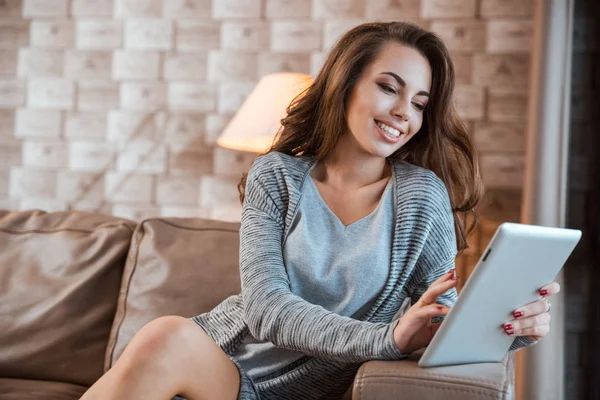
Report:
374,119,404,143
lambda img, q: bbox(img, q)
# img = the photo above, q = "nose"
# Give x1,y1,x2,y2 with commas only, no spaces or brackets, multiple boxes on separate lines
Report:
391,98,411,122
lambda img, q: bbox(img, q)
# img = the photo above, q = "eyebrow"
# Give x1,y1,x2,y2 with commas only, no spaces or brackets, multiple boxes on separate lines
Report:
380,72,430,97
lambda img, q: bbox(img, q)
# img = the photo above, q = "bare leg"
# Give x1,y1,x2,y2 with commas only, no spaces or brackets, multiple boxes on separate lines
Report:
80,316,241,400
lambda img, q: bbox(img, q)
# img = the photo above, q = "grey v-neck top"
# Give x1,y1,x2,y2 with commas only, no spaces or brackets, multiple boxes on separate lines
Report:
233,174,394,380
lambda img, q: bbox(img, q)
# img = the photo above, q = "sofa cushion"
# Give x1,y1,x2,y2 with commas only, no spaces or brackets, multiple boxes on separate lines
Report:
0,210,135,387
105,217,241,370
0,378,87,400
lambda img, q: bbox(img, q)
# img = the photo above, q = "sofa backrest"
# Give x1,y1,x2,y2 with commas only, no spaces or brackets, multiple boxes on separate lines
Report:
0,210,135,387
104,217,241,371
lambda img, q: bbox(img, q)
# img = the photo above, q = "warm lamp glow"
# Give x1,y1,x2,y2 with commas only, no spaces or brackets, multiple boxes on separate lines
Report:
217,72,314,153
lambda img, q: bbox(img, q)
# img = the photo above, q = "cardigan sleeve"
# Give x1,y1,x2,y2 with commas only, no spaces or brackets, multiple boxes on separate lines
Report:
238,158,405,363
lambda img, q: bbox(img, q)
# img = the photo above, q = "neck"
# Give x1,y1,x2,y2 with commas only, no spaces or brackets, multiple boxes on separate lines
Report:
313,135,391,189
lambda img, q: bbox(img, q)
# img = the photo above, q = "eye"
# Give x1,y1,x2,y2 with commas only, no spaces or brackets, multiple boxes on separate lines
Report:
377,83,397,95
412,102,426,111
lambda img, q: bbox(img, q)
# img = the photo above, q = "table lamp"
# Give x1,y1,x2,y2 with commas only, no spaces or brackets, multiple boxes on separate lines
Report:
217,72,314,153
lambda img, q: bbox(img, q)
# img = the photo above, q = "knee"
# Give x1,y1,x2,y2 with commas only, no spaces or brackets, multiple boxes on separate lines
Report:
121,316,199,366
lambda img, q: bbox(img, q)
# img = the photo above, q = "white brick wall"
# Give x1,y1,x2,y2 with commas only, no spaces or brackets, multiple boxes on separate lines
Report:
0,0,536,275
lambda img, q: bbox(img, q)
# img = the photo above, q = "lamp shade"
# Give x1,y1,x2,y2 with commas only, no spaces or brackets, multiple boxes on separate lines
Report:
217,72,313,153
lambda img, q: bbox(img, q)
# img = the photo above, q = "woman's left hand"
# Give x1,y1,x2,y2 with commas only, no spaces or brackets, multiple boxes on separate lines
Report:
503,282,560,341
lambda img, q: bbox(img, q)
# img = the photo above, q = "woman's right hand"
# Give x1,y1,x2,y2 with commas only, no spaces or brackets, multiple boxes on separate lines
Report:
393,270,459,354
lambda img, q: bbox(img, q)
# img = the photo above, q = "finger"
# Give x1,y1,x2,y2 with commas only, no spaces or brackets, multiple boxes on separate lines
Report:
539,281,561,297
503,312,550,334
419,271,459,307
513,299,550,319
413,304,451,322
508,324,550,338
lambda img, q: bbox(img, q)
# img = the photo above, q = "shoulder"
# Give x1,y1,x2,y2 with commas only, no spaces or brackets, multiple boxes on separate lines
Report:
392,161,451,211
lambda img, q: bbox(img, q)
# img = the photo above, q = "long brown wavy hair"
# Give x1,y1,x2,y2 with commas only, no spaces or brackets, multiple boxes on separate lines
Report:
238,21,483,253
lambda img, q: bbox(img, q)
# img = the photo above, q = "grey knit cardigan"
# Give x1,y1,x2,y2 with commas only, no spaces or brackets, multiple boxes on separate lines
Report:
190,151,534,399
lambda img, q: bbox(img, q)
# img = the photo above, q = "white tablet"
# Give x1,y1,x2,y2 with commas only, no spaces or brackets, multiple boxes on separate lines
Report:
418,222,581,368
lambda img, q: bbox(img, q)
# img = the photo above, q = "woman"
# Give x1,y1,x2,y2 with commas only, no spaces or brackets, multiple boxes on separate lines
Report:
81,21,558,400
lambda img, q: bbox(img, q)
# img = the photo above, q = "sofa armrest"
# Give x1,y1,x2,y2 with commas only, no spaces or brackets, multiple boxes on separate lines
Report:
352,351,515,400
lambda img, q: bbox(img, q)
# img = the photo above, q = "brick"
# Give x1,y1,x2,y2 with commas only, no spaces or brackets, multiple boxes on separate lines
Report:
218,81,255,114
222,21,269,51
480,0,533,17
57,170,105,204
213,147,256,179
77,20,122,50
27,78,74,109
161,206,209,218
0,79,25,107
473,54,529,86
0,49,18,75
0,110,15,138
324,20,366,51
120,82,167,111
30,20,74,48
105,171,153,203
265,0,311,18
176,20,220,52
163,0,211,17
15,108,62,138
10,167,57,198
451,54,472,85
454,85,484,120
0,167,8,196
487,20,532,53
473,121,525,153
116,140,167,173
22,140,68,168
163,52,207,80
169,146,213,178
107,110,166,143
168,82,217,111
69,140,116,171
0,143,21,167
112,50,160,80
313,0,365,19
71,0,113,17
477,188,522,223
210,204,242,222
429,21,486,52
156,176,200,205
17,48,64,78
205,113,231,145
112,203,159,220
78,81,120,111
19,198,67,212
199,175,239,207
23,0,68,17
270,21,321,52
0,20,29,48
65,50,112,80
165,113,206,148
0,198,19,210
68,202,112,214
258,53,310,76
366,0,420,19
124,19,173,50
208,51,257,82
213,0,261,19
480,154,524,188
310,52,326,76
115,0,161,17
421,0,476,19
65,111,107,138
0,0,23,17
487,86,528,122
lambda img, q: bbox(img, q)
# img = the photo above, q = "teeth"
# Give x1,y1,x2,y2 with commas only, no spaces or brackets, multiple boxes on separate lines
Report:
376,121,401,137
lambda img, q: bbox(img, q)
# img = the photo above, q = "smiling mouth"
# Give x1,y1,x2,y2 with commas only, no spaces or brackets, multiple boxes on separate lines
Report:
375,120,403,137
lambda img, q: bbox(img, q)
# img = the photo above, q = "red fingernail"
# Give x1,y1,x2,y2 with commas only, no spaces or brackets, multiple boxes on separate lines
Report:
504,324,513,330
513,311,523,318
506,331,514,336
540,289,549,296
452,275,460,281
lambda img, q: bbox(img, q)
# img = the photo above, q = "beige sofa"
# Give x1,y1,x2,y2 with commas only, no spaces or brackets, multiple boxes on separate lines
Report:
0,210,515,399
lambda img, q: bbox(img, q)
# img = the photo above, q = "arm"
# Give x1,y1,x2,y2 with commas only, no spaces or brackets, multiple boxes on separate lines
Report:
239,166,404,364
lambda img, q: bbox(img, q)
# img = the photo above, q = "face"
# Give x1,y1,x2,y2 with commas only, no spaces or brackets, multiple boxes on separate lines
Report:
345,42,432,158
